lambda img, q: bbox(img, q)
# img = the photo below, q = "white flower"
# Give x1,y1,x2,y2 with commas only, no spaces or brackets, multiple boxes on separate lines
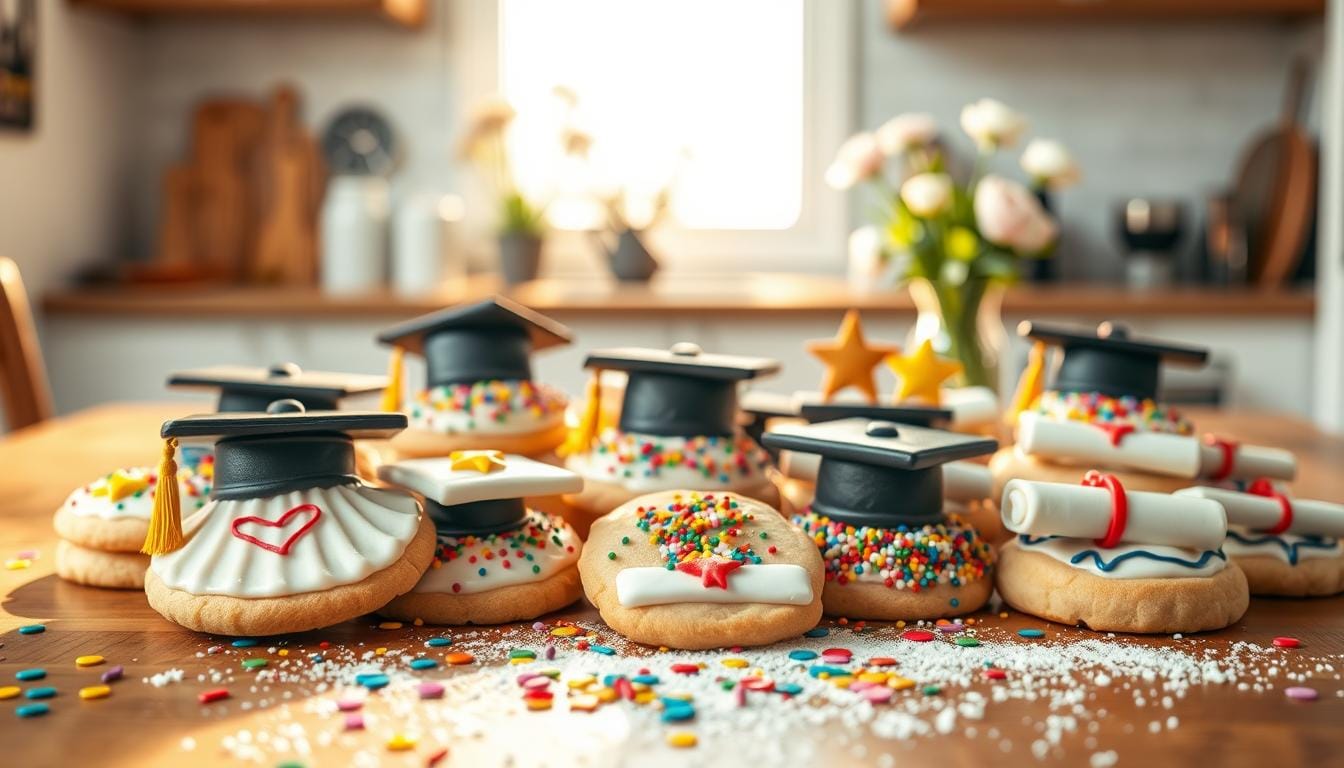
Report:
960,98,1026,152
825,132,884,190
900,172,953,218
974,174,1057,253
875,113,938,155
1020,139,1080,190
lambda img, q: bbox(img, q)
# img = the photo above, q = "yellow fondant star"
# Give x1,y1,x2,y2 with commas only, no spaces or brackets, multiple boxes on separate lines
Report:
886,340,962,406
97,470,149,502
448,450,507,474
806,310,900,404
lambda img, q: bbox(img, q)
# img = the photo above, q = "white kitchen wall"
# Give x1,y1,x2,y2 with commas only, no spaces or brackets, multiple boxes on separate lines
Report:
858,0,1323,281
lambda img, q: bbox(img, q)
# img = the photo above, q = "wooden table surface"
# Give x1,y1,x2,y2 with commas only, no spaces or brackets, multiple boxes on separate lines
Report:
3,404,1344,767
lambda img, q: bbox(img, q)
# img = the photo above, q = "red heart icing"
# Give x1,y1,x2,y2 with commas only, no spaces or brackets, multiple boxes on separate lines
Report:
230,503,322,555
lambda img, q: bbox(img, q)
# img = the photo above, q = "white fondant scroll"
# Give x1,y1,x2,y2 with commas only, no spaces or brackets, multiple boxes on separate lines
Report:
1176,486,1344,538
1001,478,1226,550
779,451,990,503
942,386,1000,430
615,564,814,608
1018,412,1296,482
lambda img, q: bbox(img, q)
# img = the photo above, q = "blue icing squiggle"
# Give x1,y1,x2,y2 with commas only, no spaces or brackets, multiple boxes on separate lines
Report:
1226,530,1338,566
1019,535,1225,573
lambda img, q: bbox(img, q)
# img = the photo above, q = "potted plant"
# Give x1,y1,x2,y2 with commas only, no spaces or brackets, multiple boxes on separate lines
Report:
827,99,1079,388
460,99,547,284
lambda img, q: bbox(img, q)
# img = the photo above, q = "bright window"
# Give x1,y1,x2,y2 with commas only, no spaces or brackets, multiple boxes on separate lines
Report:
498,0,805,231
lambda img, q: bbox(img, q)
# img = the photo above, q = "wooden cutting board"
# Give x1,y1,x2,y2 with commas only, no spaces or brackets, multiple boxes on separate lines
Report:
251,84,325,285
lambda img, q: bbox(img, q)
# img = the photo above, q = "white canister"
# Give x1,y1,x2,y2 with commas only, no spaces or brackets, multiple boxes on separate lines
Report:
391,193,466,296
320,176,390,295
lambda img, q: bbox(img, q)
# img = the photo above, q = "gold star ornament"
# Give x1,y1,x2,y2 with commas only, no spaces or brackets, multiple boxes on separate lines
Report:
448,450,508,474
887,339,962,406
806,310,900,404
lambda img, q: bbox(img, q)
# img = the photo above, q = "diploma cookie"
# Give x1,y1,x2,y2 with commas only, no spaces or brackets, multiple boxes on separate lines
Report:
762,418,999,621
1179,484,1344,597
578,490,823,650
377,297,573,459
52,363,384,589
377,452,585,624
995,473,1249,633
143,402,436,636
995,321,1294,498
560,344,782,537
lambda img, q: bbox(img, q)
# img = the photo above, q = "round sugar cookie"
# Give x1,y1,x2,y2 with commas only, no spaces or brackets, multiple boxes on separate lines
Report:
380,510,584,625
54,466,212,553
146,497,438,636
995,540,1249,634
389,421,569,460
55,539,149,589
561,475,779,540
579,490,823,650
1233,555,1344,597
989,447,1191,502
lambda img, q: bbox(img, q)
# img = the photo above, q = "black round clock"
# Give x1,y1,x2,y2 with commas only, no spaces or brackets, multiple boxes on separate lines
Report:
321,106,398,177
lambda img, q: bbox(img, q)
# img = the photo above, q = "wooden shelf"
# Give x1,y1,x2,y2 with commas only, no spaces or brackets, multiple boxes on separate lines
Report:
70,0,427,28
41,274,1317,319
888,0,1323,28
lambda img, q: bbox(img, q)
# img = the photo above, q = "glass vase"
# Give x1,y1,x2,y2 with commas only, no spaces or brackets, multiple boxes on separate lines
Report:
906,277,1005,391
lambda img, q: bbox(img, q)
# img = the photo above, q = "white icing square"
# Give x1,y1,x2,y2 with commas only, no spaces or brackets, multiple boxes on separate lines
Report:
377,454,582,504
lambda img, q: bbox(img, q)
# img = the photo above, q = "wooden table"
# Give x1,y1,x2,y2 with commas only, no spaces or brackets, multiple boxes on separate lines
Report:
3,404,1343,766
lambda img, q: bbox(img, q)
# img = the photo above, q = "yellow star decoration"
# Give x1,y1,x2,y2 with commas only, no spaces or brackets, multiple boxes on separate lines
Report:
448,450,508,474
805,310,900,404
92,470,150,502
886,339,962,406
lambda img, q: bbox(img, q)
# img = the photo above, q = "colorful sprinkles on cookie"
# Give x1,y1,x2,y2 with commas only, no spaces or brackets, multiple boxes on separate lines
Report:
1033,390,1193,435
592,430,771,485
433,511,577,591
411,379,566,431
793,509,994,591
634,492,765,569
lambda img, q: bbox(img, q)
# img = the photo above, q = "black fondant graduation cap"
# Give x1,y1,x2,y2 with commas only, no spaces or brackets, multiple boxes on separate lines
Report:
377,296,572,387
379,453,581,536
161,399,406,500
738,389,952,451
1019,320,1207,401
587,343,780,436
762,418,996,527
168,362,387,412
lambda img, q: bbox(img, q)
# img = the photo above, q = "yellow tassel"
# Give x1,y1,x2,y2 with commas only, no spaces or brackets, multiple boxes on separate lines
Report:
557,370,602,458
381,347,404,412
141,438,183,555
1006,341,1048,425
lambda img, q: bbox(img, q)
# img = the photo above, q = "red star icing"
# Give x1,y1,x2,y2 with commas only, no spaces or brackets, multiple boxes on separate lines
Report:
675,558,745,589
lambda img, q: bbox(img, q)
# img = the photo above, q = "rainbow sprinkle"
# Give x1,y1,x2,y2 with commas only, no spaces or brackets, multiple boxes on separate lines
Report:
591,430,771,485
634,493,765,569
434,512,576,592
1035,390,1193,435
411,380,565,428
792,510,993,592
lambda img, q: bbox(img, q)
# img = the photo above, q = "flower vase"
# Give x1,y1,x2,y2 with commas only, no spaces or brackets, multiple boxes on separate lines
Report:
498,232,542,284
906,277,1005,390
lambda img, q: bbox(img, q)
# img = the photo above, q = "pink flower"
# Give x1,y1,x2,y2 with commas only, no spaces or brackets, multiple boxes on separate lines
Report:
875,113,938,155
1020,139,1081,190
825,132,884,190
974,174,1057,253
900,172,953,217
960,98,1026,152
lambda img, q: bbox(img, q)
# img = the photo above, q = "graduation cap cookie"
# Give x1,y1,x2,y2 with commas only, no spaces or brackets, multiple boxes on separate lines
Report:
577,488,824,650
762,418,998,620
53,363,385,591
376,453,585,624
560,343,782,536
996,473,1248,633
378,297,573,459
993,321,1296,499
142,401,436,636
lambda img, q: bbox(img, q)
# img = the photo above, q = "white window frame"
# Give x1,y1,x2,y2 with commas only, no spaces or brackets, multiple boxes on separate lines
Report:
449,0,855,275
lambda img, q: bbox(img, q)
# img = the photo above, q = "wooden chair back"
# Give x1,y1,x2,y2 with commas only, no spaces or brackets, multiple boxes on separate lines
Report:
0,258,53,431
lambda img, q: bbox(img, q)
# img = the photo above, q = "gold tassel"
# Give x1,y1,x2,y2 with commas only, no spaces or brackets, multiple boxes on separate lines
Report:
381,347,404,412
141,438,183,555
1006,341,1048,425
558,369,602,458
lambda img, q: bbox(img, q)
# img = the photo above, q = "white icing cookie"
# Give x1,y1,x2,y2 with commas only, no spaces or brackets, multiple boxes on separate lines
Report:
1016,535,1227,579
61,466,213,521
151,482,422,598
407,380,566,436
565,429,772,493
1222,527,1343,564
413,510,580,595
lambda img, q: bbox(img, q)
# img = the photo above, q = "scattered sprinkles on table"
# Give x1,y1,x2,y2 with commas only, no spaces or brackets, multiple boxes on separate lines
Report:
1034,390,1194,435
410,380,566,432
634,492,765,568
431,511,577,591
792,509,993,591
587,429,772,485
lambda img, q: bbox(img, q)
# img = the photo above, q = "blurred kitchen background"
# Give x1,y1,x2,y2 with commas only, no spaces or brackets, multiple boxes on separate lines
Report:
1,0,1342,430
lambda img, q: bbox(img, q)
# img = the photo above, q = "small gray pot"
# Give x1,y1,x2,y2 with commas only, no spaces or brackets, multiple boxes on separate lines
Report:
498,232,542,284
